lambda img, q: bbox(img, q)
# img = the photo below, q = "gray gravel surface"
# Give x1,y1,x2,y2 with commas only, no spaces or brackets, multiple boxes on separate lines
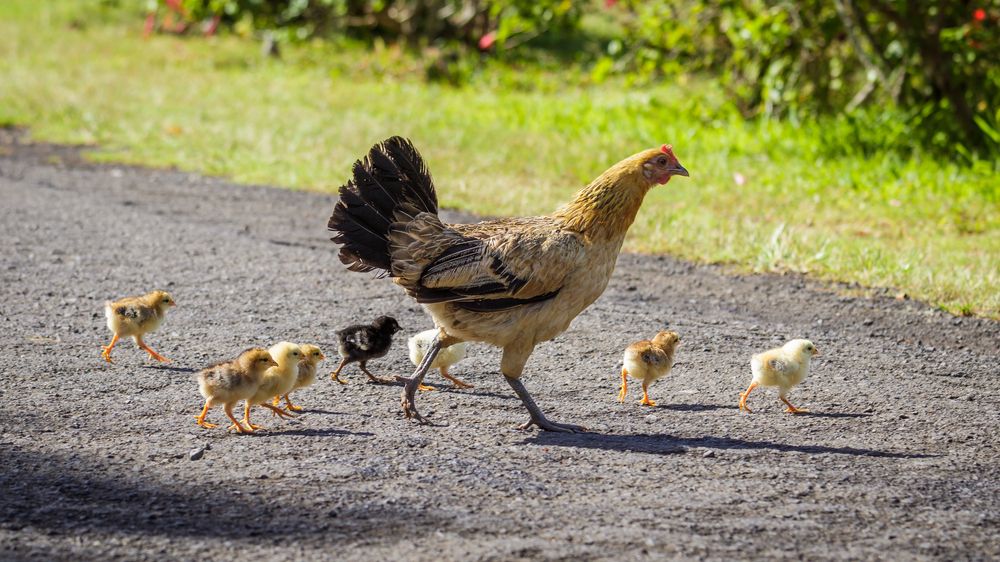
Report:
2,131,998,561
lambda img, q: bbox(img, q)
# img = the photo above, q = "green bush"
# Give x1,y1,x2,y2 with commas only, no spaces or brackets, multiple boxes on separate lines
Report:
612,0,1000,158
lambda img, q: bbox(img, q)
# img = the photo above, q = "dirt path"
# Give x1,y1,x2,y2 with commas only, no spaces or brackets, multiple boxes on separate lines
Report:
1,131,998,561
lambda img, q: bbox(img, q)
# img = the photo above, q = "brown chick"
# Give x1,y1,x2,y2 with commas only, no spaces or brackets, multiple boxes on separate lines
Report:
195,348,278,433
274,344,325,412
328,137,688,431
618,330,680,407
101,290,176,363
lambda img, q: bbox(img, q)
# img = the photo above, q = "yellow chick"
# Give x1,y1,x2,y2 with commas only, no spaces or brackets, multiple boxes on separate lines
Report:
195,348,278,433
274,344,325,412
618,330,680,407
101,290,176,363
739,339,819,414
242,342,303,430
408,329,473,389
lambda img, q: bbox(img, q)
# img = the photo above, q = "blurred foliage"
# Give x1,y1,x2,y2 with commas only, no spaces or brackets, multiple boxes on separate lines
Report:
610,0,1000,159
151,0,999,158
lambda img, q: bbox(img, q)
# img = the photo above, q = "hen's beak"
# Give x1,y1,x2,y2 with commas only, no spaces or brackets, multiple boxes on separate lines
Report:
672,163,690,177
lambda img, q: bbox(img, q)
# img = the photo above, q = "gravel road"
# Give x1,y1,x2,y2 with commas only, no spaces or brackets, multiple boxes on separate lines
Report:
2,130,998,561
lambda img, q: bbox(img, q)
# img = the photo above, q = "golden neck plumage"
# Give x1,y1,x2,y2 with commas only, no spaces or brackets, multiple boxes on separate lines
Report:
553,161,654,241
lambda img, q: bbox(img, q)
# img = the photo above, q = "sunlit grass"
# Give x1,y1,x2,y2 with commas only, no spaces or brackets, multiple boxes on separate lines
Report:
1,0,997,317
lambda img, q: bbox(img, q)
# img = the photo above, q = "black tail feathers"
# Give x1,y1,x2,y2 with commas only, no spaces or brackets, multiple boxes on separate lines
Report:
328,137,439,275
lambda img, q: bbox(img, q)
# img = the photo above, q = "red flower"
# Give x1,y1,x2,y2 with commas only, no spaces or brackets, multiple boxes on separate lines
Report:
478,31,497,51
604,0,619,8
973,8,986,21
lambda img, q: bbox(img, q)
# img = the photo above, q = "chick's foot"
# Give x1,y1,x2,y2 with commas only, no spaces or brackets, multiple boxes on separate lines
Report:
781,397,808,414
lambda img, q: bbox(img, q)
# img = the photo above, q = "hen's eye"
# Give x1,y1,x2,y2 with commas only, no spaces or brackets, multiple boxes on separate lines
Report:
658,157,667,165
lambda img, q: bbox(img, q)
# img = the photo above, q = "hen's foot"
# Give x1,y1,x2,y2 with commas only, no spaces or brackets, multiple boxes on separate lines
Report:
396,375,431,424
518,415,588,433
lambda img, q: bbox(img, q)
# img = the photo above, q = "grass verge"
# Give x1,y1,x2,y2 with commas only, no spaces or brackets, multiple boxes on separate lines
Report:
1,0,997,317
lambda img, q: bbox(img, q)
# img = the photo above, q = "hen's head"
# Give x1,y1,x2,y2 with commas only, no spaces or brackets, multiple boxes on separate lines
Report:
640,145,689,185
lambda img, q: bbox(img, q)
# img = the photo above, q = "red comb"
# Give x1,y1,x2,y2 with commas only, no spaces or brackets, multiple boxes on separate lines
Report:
660,144,673,154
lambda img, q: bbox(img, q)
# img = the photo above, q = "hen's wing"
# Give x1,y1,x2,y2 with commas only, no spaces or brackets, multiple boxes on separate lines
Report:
388,215,586,312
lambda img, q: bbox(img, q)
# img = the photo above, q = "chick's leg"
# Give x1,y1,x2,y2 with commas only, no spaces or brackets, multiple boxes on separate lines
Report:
101,333,120,363
135,335,171,363
617,367,628,403
239,402,264,431
440,367,473,389
639,380,657,407
225,403,253,433
359,361,395,385
739,381,758,413
507,376,588,433
263,403,296,419
780,395,809,414
194,400,217,429
281,394,303,412
330,358,350,384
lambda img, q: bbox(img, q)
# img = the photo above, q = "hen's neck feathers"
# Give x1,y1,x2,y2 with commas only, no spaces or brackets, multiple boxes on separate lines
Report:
552,151,658,240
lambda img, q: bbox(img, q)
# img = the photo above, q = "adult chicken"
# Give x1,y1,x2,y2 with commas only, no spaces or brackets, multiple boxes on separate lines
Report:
328,137,688,431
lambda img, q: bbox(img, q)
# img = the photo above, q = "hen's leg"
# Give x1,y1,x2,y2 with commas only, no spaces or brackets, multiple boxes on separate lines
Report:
639,380,657,407
101,333,120,363
395,338,442,424
506,377,588,433
780,395,809,414
194,399,217,429
330,358,350,384
617,367,628,403
739,381,757,413
135,335,171,363
440,367,473,389
360,361,394,385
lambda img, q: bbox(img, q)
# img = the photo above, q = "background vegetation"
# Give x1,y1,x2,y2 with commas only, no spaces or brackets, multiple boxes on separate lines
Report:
0,0,997,317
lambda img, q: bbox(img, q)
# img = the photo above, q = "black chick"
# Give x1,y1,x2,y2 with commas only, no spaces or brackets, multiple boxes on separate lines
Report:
330,316,402,384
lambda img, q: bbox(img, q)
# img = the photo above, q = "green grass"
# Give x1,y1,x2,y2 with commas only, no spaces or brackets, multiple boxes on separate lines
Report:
2,0,998,318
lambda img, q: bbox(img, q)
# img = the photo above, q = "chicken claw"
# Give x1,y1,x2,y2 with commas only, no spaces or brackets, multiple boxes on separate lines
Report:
137,336,171,363
398,375,431,424
506,376,588,433
440,368,473,389
780,396,809,414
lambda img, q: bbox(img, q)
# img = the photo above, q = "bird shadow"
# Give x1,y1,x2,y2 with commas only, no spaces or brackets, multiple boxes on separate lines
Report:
144,364,196,374
799,411,873,419
658,403,738,412
296,408,351,416
270,427,373,438
521,432,937,459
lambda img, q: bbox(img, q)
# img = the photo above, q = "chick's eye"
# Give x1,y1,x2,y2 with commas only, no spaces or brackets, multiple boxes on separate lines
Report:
657,157,667,165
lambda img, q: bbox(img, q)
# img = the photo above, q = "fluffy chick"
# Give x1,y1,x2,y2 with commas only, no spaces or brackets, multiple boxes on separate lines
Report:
739,339,819,414
618,330,680,407
195,348,277,433
330,316,402,384
408,329,472,389
274,344,325,412
242,342,303,430
101,290,176,363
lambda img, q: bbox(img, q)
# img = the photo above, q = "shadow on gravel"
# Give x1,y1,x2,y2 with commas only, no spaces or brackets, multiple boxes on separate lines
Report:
659,403,738,412
523,432,937,459
0,445,437,543
144,365,198,374
799,412,872,419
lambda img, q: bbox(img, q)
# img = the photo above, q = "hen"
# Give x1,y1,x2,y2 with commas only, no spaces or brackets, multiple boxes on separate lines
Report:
328,137,688,431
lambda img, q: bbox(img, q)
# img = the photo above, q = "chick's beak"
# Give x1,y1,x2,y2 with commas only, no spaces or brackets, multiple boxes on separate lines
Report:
813,347,820,356
672,162,689,177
